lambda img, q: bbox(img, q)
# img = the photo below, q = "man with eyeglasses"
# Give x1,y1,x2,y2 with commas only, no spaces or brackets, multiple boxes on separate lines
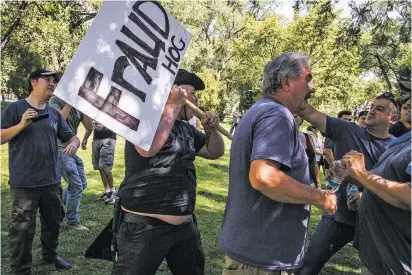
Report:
296,93,398,275
1,69,77,274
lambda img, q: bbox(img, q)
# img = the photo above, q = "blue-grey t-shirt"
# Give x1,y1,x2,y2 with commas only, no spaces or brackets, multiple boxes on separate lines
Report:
324,116,394,225
1,99,74,187
355,132,411,275
219,98,311,270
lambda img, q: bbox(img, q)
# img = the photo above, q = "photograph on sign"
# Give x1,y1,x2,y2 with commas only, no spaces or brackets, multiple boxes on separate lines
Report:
53,0,191,151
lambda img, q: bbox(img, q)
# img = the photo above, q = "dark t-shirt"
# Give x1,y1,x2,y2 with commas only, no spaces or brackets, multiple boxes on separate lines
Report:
304,133,317,184
355,132,411,275
323,137,334,168
220,98,311,270
118,120,205,215
324,137,334,150
49,96,83,152
389,121,410,138
93,128,116,140
324,116,394,225
1,99,74,187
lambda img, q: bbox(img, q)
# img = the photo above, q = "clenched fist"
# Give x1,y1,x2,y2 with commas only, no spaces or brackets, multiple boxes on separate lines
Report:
316,190,337,215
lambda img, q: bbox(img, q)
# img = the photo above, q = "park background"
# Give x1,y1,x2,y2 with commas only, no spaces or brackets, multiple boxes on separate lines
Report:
1,0,410,274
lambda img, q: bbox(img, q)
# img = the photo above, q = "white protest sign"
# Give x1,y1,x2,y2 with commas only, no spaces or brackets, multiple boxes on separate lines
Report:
53,0,191,150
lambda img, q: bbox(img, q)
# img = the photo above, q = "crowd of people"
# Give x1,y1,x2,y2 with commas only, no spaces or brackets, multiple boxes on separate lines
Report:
1,52,410,275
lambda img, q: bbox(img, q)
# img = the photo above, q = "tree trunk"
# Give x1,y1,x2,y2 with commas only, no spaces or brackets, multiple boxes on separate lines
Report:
375,54,392,91
1,2,29,51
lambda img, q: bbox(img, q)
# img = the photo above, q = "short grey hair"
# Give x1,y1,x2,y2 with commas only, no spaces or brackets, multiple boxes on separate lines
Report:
262,52,309,95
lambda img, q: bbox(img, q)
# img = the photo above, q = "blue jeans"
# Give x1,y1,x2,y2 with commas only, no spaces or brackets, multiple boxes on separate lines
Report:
296,216,355,275
58,153,87,224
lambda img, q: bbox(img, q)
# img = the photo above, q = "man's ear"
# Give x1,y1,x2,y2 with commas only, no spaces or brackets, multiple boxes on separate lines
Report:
281,76,289,91
31,79,37,89
390,113,399,124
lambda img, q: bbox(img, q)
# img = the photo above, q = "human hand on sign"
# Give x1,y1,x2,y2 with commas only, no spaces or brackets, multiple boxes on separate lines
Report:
201,111,220,131
166,85,187,106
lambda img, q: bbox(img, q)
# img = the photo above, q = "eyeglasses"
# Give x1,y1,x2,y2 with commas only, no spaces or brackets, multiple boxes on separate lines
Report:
379,92,399,110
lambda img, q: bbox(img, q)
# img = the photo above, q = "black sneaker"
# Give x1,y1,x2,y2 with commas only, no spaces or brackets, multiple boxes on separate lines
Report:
98,192,109,201
104,191,116,205
43,255,72,270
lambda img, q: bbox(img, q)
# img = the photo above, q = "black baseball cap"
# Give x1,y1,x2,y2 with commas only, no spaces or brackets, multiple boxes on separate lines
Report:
358,110,368,117
28,68,60,92
173,69,205,90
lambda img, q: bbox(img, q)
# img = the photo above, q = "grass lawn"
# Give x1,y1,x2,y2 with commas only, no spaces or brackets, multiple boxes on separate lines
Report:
1,123,360,274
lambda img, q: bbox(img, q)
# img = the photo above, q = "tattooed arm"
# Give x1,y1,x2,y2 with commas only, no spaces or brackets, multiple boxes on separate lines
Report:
197,111,224,159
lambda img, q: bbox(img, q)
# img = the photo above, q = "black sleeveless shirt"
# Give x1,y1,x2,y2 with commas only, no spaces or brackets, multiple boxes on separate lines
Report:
118,120,205,215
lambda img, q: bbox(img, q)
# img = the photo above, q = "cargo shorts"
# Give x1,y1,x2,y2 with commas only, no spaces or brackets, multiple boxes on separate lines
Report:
92,138,116,170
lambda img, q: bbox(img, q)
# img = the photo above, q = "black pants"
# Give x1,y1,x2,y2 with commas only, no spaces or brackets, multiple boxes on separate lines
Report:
9,184,64,275
112,212,205,275
296,216,355,275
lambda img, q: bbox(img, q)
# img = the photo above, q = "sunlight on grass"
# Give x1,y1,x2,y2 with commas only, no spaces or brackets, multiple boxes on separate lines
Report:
1,123,360,274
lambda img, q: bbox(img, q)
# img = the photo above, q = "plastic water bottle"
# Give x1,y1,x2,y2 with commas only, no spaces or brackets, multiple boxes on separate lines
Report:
347,184,359,211
328,177,342,191
328,160,346,191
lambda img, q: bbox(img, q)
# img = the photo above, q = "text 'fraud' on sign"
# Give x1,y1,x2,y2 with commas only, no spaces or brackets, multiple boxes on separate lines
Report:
53,0,191,151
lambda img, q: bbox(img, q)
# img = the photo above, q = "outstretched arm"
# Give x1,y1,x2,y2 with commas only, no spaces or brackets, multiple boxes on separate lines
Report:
343,151,411,210
298,104,327,133
249,159,336,214
135,85,186,157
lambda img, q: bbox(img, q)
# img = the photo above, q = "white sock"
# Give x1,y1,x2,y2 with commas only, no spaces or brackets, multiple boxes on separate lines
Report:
110,188,115,192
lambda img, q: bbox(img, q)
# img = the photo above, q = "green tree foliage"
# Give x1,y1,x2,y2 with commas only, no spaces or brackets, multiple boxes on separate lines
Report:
347,0,411,92
230,1,366,115
1,0,409,117
160,0,261,120
1,1,99,98
229,0,409,116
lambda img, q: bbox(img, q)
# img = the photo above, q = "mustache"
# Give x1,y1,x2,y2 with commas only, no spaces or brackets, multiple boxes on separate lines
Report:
305,91,313,100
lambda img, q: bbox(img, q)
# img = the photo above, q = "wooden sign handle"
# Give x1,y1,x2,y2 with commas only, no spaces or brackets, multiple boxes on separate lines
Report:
185,100,232,140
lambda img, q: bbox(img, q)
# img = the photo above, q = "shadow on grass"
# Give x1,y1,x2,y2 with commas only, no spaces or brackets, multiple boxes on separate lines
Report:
0,188,226,275
208,163,229,174
198,190,227,203
1,174,360,275
320,245,361,275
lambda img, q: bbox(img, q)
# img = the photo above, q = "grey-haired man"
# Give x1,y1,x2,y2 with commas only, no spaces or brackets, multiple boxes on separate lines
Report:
219,52,337,274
